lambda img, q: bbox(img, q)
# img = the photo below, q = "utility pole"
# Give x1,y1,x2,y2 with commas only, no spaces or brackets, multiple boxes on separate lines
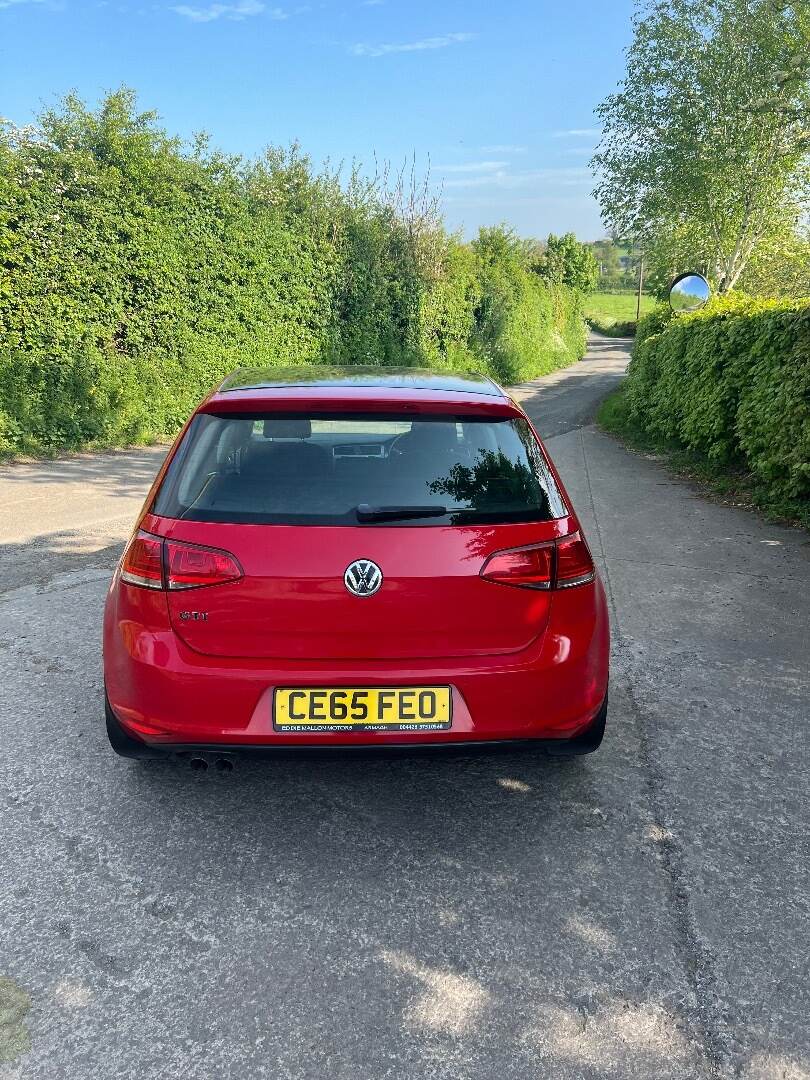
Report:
636,255,645,322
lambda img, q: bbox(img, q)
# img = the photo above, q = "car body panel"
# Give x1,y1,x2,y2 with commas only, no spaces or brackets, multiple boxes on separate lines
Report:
103,569,609,745
103,367,610,751
145,513,579,661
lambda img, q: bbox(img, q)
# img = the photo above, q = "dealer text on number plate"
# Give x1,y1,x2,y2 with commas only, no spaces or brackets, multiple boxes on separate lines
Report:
273,686,452,732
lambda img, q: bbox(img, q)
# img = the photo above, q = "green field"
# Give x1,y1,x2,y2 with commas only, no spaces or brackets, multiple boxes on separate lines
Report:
584,291,656,334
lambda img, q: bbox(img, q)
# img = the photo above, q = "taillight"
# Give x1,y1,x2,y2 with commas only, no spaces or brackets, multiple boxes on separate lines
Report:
165,540,243,590
555,531,595,588
120,531,164,589
481,531,594,590
479,542,555,589
119,532,242,590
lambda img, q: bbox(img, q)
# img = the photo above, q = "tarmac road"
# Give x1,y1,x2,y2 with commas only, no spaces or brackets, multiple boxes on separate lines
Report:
1,335,808,1080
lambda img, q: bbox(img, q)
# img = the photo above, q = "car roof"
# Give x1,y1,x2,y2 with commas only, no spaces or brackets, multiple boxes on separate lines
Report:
216,365,506,399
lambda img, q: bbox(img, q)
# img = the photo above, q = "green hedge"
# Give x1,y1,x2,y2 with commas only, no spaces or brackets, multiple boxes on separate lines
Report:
0,92,587,457
626,296,810,503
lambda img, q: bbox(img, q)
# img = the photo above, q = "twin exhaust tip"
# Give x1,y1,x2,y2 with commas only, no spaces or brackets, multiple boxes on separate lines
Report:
187,754,235,773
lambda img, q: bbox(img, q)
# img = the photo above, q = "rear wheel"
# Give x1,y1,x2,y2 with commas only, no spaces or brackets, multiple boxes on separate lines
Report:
543,693,607,758
105,693,159,759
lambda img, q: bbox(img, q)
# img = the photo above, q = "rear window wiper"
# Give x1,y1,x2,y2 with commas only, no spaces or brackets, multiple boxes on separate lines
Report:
355,503,449,523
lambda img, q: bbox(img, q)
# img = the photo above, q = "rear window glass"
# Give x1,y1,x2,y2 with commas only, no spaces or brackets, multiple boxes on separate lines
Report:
152,412,567,525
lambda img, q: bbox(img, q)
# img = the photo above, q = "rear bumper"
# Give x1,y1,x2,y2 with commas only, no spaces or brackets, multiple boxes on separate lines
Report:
103,575,610,749
107,693,608,759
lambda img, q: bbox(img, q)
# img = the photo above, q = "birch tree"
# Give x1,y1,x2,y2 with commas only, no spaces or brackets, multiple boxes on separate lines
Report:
592,0,810,292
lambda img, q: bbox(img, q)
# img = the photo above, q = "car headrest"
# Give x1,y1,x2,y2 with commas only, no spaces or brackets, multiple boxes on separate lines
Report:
400,421,458,451
216,421,252,468
263,417,312,440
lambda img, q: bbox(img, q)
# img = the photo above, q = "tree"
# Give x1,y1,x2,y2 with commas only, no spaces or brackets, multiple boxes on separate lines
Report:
740,222,810,296
534,232,599,293
592,0,810,292
590,238,623,282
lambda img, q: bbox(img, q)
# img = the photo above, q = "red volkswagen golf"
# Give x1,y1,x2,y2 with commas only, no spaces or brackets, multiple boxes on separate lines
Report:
103,368,609,762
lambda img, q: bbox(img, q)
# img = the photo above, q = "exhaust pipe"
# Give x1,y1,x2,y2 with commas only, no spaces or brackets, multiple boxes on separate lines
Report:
187,753,235,772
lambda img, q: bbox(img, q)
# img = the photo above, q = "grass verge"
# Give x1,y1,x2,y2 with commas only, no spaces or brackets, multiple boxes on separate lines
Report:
597,385,810,530
584,292,655,336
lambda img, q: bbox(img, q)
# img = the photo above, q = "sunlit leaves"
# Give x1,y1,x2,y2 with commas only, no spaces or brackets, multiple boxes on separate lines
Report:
0,92,588,455
627,295,810,502
593,0,810,292
533,233,600,294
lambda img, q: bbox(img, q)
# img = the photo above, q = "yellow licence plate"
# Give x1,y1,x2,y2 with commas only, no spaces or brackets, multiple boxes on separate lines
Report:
273,686,452,732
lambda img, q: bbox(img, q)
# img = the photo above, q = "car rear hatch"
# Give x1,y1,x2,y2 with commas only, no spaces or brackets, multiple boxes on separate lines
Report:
144,405,573,661
148,519,575,660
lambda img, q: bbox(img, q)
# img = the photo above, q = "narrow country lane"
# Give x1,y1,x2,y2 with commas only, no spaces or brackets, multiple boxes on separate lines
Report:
1,335,808,1080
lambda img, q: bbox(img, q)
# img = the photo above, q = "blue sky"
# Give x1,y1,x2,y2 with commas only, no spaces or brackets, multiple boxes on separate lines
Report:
1,0,637,240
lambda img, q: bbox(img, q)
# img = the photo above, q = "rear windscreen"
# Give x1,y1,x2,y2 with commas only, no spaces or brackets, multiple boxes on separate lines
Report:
152,412,567,525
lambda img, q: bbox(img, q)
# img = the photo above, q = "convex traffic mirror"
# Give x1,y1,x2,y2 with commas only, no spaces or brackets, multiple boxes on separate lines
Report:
669,272,710,313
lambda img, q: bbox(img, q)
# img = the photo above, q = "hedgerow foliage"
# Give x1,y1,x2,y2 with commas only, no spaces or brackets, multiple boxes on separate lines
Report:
627,295,810,503
0,91,586,455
